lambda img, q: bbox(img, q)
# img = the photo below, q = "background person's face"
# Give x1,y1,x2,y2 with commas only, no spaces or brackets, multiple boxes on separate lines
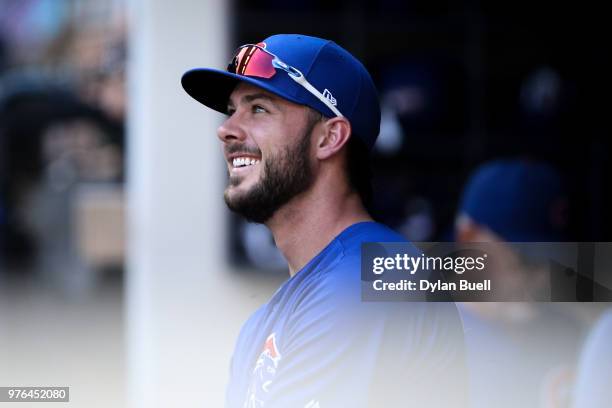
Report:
217,83,319,223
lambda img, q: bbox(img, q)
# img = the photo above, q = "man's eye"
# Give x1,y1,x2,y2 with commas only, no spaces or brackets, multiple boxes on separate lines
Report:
227,107,236,116
253,105,267,113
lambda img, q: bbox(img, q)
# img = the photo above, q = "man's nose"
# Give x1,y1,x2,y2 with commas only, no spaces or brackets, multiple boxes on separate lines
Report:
217,113,247,143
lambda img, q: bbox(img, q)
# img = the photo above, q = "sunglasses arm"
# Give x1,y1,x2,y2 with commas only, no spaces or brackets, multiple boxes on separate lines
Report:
288,74,344,118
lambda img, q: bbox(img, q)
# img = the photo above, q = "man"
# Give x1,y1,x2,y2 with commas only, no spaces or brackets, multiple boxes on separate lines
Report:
455,158,584,408
182,34,466,408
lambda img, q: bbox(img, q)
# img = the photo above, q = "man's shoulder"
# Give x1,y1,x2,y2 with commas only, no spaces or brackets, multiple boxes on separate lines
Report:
291,222,409,294
317,222,407,273
284,224,403,315
336,221,407,248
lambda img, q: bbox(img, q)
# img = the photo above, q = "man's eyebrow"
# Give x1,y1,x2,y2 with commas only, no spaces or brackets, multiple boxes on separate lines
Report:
243,93,275,103
227,92,281,110
227,92,281,112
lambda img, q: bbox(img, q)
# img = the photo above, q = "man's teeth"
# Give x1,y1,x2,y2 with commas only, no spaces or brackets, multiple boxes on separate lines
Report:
232,157,260,168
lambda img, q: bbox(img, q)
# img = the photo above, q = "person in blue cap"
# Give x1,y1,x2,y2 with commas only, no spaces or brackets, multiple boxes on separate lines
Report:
456,158,568,244
182,34,466,408
454,158,587,408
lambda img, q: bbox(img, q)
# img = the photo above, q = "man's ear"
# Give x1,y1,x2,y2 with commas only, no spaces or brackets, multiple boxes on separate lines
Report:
315,117,352,160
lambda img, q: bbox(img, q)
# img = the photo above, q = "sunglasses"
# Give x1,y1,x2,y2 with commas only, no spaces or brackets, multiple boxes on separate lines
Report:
227,44,343,117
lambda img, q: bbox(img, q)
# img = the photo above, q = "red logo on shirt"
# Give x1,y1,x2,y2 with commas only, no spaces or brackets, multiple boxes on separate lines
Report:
245,333,282,407
261,333,281,362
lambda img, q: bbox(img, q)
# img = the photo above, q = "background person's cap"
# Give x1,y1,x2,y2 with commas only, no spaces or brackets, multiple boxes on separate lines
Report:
458,158,568,242
181,34,381,150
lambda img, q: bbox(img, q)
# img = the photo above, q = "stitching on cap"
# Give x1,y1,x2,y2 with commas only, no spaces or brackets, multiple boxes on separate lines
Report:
303,40,332,77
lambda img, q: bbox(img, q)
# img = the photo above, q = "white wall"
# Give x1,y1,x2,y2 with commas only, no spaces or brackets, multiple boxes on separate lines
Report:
126,1,277,406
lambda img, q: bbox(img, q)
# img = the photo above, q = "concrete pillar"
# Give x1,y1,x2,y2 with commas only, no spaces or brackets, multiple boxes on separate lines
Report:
126,1,269,406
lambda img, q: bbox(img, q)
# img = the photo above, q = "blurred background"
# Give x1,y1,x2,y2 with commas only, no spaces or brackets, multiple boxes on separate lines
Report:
0,0,609,407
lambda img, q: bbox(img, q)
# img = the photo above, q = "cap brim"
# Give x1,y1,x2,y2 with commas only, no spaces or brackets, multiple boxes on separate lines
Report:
181,68,240,114
181,68,303,114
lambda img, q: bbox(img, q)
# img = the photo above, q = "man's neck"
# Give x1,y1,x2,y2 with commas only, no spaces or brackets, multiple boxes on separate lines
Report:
266,181,372,276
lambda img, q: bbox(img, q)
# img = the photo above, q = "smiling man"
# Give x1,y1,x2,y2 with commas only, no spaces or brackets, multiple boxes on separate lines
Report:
182,34,466,408
221,85,327,234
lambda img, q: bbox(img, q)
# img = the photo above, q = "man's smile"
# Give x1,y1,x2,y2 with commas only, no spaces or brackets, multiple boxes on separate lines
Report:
232,157,261,168
225,149,263,176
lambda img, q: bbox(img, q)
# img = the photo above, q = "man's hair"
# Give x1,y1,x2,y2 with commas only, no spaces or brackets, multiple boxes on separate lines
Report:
306,108,373,209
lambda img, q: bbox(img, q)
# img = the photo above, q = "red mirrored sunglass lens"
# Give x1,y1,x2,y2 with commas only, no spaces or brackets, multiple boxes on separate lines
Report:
230,46,276,78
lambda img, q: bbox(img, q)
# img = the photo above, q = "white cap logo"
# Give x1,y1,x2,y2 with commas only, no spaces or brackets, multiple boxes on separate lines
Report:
322,89,337,106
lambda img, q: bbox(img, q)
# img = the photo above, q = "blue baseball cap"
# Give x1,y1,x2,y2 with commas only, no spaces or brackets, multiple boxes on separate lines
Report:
458,159,568,242
181,34,381,150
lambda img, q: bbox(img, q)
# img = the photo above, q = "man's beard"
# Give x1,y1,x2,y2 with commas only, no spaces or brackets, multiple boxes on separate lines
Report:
223,122,316,223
